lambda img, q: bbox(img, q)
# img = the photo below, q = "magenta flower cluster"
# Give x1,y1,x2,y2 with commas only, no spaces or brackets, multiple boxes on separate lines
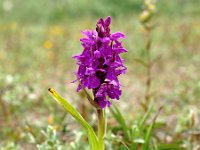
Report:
73,16,127,108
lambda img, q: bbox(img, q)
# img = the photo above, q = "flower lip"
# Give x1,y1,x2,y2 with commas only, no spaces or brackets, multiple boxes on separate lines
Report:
110,32,126,40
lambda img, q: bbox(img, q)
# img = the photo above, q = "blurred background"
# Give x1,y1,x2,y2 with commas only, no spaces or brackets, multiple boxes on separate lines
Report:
0,0,200,149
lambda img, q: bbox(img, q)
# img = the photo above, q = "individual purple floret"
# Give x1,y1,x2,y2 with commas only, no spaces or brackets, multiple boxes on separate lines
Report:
73,16,127,108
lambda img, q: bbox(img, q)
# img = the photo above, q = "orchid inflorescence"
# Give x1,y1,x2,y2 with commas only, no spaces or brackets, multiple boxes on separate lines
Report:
49,16,128,150
73,16,128,109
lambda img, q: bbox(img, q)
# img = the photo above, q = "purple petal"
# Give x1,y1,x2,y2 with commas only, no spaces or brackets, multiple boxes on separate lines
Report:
110,32,125,40
94,50,101,58
106,68,118,82
87,75,100,89
99,37,110,43
76,84,82,92
77,65,86,77
85,67,95,75
105,16,111,26
113,48,128,53
81,30,92,40
96,97,111,108
97,18,104,25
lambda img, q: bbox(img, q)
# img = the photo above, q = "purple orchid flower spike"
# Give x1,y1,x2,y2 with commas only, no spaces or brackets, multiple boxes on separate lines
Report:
73,16,128,109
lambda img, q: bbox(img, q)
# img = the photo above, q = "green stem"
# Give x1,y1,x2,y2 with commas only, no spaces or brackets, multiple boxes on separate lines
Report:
97,109,106,150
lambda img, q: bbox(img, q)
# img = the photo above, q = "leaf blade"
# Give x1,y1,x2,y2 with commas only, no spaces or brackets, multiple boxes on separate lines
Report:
48,88,99,150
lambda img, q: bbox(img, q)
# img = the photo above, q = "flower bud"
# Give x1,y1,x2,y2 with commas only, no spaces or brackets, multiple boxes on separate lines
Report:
147,4,156,13
139,10,152,24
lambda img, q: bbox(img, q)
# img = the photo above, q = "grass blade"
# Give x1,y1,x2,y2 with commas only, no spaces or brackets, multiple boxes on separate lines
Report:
142,106,163,150
110,104,130,140
139,105,153,128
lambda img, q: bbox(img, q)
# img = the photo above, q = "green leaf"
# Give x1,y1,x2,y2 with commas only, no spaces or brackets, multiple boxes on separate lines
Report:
142,107,162,150
158,143,185,150
138,105,153,129
142,119,155,150
48,88,99,150
110,104,130,140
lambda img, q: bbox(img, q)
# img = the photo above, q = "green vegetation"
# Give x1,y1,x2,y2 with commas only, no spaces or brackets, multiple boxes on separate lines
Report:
0,0,200,149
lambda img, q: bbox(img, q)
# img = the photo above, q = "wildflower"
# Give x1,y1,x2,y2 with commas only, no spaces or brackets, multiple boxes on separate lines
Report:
49,26,64,36
10,22,17,31
44,40,53,49
0,51,5,60
73,16,127,108
48,115,54,125
139,0,156,24
139,10,151,23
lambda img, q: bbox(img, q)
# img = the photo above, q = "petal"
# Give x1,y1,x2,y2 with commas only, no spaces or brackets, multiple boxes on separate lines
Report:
87,75,100,89
97,18,104,25
105,16,111,26
110,32,125,40
96,97,111,108
77,65,86,77
108,87,121,100
76,84,82,92
113,48,128,53
99,37,110,43
107,82,121,100
94,50,101,58
81,30,93,39
106,68,118,82
100,46,112,57
115,66,127,75
85,67,95,75
95,84,107,97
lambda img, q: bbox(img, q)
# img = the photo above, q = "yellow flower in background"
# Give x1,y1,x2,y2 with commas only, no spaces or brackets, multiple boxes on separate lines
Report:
47,116,60,131
0,51,5,60
139,10,151,23
139,0,156,24
10,22,18,31
43,40,53,49
48,115,53,125
49,26,64,36
0,22,18,31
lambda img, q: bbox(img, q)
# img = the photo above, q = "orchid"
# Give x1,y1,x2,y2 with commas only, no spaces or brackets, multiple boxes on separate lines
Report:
73,16,127,108
49,16,127,150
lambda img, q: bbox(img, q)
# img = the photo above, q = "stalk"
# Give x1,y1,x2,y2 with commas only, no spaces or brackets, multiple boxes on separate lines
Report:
139,0,157,112
144,27,152,112
97,109,106,150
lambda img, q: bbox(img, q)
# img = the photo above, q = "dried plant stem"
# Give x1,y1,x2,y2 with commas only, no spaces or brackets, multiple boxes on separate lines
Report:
79,100,88,121
79,91,89,120
0,97,10,122
144,27,153,112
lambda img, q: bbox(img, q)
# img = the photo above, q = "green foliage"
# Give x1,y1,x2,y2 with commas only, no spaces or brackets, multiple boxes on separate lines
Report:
48,88,99,150
1,0,200,24
0,142,20,150
110,105,186,150
0,0,142,23
110,105,150,149
37,126,66,150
